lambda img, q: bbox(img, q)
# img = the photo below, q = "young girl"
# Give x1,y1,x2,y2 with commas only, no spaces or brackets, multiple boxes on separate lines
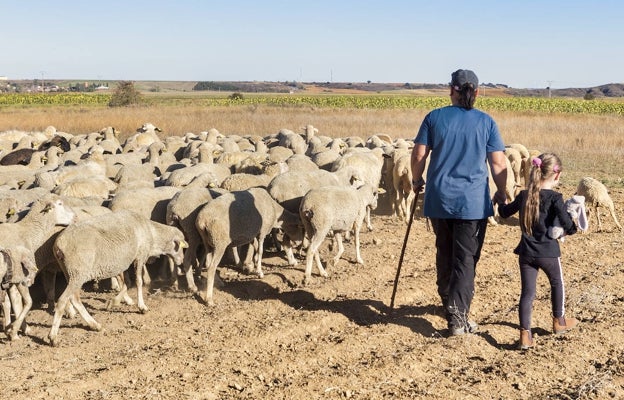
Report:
498,153,579,350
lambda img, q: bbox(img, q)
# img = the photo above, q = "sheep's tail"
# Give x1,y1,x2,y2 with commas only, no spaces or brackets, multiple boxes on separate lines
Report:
53,245,65,264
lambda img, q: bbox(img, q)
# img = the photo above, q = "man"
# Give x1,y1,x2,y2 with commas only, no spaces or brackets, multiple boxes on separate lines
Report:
411,69,508,336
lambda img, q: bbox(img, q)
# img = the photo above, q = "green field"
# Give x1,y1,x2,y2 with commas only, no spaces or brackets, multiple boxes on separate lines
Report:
2,92,624,116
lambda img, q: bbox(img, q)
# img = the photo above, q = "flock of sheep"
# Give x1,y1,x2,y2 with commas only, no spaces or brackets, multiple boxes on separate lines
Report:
0,122,620,346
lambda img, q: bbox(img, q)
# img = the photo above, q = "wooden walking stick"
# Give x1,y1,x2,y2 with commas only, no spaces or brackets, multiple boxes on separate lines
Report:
389,191,420,311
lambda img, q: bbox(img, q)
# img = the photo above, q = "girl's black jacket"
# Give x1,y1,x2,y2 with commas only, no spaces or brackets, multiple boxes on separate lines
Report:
498,189,577,258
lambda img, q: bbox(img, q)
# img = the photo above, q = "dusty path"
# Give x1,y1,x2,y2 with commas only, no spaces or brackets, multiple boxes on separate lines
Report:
1,190,623,399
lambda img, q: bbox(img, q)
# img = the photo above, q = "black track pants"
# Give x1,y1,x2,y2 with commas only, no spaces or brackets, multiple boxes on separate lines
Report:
430,218,487,328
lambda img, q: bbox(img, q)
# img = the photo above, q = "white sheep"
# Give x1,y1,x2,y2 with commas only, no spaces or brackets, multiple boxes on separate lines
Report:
0,195,76,340
220,173,273,191
309,138,346,171
507,143,530,186
576,177,622,232
299,183,379,283
166,187,225,292
267,168,359,215
276,128,307,155
267,145,294,163
195,187,302,306
163,163,231,188
122,122,163,153
97,126,122,154
1,246,37,340
109,186,180,224
52,175,117,200
331,147,385,230
48,210,187,346
504,146,523,187
391,151,414,221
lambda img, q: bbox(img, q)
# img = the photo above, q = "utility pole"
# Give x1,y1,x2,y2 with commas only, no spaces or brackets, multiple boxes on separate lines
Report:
40,71,45,92
546,80,553,98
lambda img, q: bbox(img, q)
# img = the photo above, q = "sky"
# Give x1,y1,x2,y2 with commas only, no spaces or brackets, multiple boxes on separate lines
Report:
1,0,623,89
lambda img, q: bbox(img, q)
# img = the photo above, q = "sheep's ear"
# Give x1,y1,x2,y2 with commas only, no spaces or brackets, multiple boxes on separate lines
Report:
180,239,189,249
41,203,53,213
377,187,387,194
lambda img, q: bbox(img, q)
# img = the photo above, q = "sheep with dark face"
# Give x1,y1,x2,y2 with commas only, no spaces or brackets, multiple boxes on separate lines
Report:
48,210,187,346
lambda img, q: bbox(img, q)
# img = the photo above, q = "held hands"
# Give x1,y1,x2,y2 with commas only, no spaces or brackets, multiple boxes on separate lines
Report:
493,189,507,207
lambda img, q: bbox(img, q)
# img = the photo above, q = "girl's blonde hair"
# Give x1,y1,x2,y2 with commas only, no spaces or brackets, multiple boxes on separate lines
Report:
521,152,562,236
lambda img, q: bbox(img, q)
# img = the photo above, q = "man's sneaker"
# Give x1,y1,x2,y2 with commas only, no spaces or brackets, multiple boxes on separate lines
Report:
449,320,479,336
518,329,534,350
553,316,579,334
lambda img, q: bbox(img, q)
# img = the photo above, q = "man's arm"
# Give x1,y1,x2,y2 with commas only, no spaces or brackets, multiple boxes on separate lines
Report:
410,143,429,192
488,150,508,205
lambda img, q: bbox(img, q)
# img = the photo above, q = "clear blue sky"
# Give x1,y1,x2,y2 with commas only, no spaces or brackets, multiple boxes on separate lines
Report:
2,0,622,89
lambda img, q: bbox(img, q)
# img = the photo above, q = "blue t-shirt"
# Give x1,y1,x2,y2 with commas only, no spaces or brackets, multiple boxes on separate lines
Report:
415,105,505,219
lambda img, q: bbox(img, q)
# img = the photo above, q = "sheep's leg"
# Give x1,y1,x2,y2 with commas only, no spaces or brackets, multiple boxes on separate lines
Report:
6,283,33,340
365,206,373,231
608,206,623,230
108,273,133,309
178,240,200,292
331,233,345,267
49,283,99,346
231,246,241,266
304,230,329,283
241,243,255,274
8,285,22,322
135,261,148,313
354,221,364,265
41,269,57,310
255,235,265,278
595,205,603,232
314,250,326,278
49,288,71,346
69,292,101,331
283,236,298,266
110,276,121,291
2,293,11,331
394,190,403,220
141,264,151,290
203,246,226,306
7,285,29,334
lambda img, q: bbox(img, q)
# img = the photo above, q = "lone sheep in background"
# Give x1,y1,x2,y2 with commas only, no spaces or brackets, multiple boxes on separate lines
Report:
576,177,622,232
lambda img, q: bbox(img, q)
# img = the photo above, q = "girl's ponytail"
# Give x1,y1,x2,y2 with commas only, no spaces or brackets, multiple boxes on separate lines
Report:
520,153,562,236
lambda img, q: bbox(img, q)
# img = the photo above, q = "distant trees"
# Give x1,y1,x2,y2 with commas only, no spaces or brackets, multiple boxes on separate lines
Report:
228,92,244,100
108,81,142,107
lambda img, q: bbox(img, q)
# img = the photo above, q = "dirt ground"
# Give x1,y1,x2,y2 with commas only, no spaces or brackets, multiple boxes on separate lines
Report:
1,185,623,400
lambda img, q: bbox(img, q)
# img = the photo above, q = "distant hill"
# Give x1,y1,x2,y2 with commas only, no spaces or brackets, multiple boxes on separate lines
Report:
505,83,624,98
4,79,624,98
